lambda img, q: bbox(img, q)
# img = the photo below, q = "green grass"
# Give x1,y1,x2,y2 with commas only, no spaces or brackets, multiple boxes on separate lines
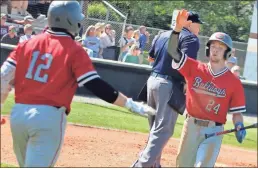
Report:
0,163,16,168
1,95,257,150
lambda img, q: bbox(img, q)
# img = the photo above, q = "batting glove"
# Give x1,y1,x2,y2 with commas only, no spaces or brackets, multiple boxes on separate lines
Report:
234,122,246,143
125,98,156,116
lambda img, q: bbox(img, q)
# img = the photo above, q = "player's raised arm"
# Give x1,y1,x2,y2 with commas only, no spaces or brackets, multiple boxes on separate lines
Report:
167,9,198,78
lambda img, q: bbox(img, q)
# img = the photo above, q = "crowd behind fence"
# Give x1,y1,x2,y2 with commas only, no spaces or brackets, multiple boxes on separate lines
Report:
0,0,254,76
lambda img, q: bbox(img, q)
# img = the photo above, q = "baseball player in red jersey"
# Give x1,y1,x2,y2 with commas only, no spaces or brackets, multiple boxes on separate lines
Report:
0,1,155,167
167,10,247,167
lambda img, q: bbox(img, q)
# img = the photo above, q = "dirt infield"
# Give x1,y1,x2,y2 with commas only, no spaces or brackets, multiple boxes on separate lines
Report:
1,118,257,167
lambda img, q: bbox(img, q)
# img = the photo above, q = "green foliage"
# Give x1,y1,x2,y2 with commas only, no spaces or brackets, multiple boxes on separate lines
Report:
87,2,123,22
106,1,254,42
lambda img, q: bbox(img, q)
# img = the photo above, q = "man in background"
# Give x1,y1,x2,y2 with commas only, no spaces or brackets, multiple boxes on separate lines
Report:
132,11,204,168
226,48,237,70
1,25,19,45
139,25,150,52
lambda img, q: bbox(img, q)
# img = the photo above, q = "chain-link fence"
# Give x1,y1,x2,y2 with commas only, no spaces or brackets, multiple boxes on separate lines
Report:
80,0,253,69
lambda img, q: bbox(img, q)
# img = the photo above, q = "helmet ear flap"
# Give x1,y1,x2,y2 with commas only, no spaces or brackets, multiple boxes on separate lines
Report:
224,48,231,59
206,43,210,57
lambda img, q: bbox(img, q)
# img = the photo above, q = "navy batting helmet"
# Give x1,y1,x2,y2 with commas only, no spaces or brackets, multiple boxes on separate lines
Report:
206,32,233,59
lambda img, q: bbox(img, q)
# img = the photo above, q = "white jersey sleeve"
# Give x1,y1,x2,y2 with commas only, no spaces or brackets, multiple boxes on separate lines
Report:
1,59,16,105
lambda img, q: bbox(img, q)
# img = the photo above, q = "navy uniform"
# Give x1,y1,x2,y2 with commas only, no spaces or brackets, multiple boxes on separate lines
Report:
133,12,203,167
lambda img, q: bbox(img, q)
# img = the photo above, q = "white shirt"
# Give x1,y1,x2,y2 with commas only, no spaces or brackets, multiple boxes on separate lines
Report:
19,35,34,43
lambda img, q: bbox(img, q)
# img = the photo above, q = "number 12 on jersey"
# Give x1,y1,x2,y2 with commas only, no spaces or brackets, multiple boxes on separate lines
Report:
206,100,221,114
25,51,53,83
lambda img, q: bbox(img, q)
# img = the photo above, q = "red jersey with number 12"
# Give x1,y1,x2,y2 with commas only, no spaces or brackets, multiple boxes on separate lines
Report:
172,54,246,124
6,30,100,113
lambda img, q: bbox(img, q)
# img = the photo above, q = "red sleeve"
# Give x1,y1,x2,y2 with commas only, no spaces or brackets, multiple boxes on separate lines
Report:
229,79,246,114
171,53,199,79
72,48,100,87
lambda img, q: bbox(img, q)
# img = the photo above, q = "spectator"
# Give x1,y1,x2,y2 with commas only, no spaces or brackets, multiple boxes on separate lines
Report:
82,25,102,58
139,25,150,52
100,24,115,48
37,0,51,17
226,48,237,70
231,65,245,80
0,0,12,14
133,30,140,47
148,30,165,65
75,35,94,58
19,24,34,43
1,13,9,39
27,0,46,20
11,0,28,16
122,44,141,64
1,25,19,45
95,22,105,38
118,26,136,61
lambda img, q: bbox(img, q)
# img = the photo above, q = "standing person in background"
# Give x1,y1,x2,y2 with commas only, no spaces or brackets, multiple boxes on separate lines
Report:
95,22,105,38
100,24,115,49
82,25,102,58
133,11,204,168
11,0,28,16
226,48,237,70
19,24,34,43
133,30,140,47
0,0,12,14
139,25,150,52
118,26,136,61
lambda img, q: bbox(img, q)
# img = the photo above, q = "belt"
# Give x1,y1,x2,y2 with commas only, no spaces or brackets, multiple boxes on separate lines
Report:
186,114,222,127
54,106,68,115
151,72,173,81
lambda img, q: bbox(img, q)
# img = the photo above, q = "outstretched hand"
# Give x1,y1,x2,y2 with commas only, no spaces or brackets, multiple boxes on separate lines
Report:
174,9,192,32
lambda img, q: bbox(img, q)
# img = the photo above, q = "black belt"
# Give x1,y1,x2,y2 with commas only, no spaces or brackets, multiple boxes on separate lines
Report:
54,106,68,115
186,114,222,127
150,72,173,81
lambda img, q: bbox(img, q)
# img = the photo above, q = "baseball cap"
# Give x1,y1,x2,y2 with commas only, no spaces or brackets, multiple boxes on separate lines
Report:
24,15,34,22
187,11,204,24
1,13,7,19
227,56,237,64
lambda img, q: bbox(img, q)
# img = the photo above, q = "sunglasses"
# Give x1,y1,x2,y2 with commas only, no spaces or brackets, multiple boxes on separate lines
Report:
1,17,7,20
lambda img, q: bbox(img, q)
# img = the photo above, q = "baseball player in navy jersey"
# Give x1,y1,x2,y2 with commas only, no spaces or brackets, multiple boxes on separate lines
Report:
0,1,155,167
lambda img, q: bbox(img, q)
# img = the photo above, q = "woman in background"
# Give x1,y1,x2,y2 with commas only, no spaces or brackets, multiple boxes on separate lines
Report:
122,44,141,64
82,25,102,58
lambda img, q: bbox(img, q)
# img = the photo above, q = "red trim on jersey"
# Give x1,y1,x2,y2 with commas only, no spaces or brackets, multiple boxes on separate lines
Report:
49,111,65,167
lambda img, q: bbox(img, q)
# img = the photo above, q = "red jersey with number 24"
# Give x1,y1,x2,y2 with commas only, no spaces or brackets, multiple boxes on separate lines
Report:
6,30,100,113
172,54,246,124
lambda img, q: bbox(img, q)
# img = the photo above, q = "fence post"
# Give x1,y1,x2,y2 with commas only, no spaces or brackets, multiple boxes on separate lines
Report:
118,13,128,61
105,8,110,23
